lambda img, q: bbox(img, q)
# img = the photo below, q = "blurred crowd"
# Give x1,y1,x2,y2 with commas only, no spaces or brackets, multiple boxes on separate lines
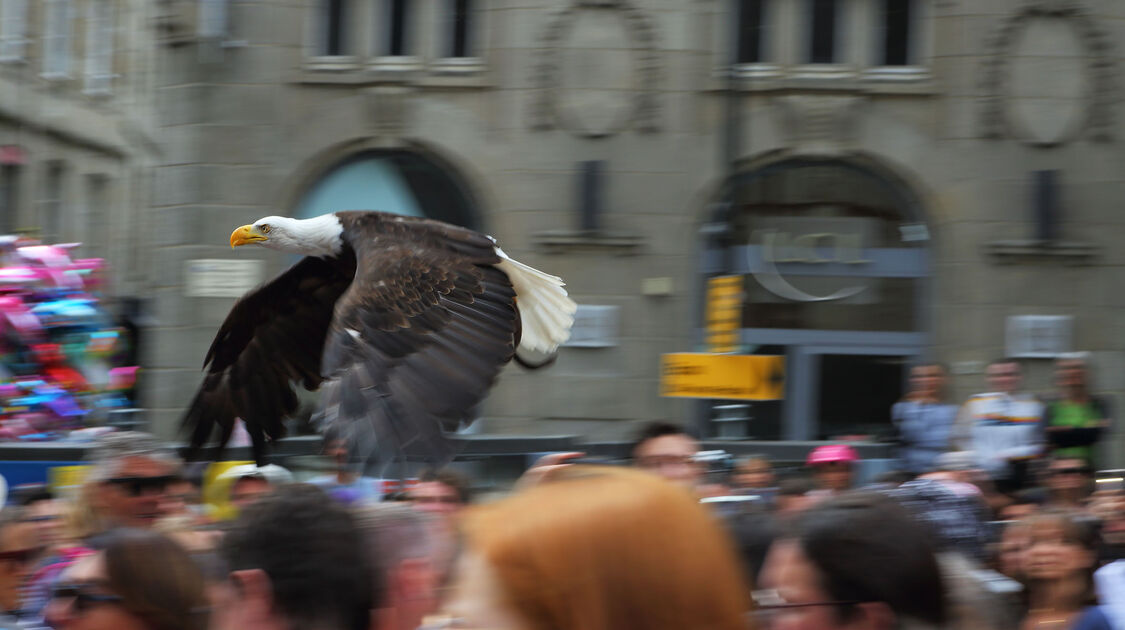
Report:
0,354,1117,630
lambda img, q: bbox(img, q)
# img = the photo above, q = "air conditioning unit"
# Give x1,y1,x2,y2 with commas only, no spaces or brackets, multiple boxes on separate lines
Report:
562,305,619,348
1006,315,1073,358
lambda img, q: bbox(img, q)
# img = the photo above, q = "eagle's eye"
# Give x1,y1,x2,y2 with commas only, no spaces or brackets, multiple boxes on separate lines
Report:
259,224,271,234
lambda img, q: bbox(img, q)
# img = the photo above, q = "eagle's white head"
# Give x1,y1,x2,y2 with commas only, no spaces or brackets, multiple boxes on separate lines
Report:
230,214,344,257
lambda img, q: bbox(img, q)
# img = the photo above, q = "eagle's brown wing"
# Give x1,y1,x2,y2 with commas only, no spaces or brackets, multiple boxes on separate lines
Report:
317,212,519,466
182,254,355,464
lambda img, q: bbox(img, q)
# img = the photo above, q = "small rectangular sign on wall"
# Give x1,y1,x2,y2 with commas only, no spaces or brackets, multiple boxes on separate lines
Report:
185,259,263,298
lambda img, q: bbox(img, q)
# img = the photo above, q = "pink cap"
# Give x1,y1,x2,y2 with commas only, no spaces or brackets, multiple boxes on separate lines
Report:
806,444,859,466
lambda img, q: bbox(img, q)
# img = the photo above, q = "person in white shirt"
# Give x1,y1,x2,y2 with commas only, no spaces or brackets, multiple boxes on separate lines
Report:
953,359,1044,493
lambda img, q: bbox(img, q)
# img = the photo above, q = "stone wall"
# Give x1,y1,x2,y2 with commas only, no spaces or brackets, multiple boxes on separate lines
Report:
145,0,1125,465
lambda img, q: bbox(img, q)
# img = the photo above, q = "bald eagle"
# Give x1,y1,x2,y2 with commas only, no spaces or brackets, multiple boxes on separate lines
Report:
182,211,576,467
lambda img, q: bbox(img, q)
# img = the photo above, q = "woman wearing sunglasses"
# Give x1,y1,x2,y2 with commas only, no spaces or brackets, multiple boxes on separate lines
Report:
44,528,207,630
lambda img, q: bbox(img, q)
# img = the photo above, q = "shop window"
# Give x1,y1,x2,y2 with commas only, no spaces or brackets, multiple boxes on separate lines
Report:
817,355,905,440
707,159,930,442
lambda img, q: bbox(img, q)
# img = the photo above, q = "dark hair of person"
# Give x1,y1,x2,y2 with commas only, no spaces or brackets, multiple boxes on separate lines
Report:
873,470,916,486
776,474,815,497
725,507,779,585
791,492,947,626
96,528,209,630
737,454,770,469
418,467,472,504
322,424,346,447
221,484,375,630
1012,488,1045,504
630,421,696,458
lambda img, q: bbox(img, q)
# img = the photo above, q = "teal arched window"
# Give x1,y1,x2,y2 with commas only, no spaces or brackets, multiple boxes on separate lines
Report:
293,151,479,229
295,156,423,220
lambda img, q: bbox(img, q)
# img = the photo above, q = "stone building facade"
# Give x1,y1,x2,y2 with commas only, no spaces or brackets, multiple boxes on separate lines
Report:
142,0,1124,466
0,0,158,296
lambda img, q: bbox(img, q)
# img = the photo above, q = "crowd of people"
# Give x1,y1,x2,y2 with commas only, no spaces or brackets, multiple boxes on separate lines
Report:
0,353,1117,630
626,413,1123,630
895,354,1111,493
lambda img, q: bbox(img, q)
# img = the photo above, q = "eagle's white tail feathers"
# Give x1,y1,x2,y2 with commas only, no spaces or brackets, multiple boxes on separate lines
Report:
494,248,577,354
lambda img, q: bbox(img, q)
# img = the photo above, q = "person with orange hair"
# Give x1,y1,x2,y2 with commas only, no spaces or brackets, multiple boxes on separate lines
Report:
443,466,751,630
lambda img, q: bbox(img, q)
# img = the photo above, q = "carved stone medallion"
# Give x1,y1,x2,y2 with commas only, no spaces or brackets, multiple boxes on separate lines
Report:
979,0,1115,145
530,0,660,138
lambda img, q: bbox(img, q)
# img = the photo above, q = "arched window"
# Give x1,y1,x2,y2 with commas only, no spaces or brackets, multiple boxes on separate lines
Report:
293,151,478,229
702,158,930,441
295,155,423,220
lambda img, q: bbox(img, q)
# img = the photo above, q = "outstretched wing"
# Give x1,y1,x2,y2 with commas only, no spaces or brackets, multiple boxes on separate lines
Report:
317,212,519,467
182,254,355,464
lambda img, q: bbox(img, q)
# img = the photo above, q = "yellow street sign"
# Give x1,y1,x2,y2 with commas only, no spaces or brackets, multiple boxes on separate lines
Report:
660,353,785,401
706,276,743,353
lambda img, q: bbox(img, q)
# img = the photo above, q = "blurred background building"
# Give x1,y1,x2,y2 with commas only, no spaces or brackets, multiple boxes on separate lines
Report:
0,0,157,299
2,0,1122,466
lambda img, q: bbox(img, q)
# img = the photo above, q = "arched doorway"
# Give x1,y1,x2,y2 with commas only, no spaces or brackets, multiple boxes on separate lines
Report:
293,150,481,229
701,157,931,442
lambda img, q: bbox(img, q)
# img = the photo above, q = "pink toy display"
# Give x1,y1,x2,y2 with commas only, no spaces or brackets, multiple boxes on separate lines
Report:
0,236,137,441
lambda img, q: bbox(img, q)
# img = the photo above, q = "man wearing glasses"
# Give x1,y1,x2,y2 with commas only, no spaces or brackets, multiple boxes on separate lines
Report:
631,421,704,491
756,493,946,630
85,432,181,532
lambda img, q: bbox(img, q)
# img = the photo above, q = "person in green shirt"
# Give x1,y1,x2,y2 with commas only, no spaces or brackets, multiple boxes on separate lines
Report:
1042,354,1111,466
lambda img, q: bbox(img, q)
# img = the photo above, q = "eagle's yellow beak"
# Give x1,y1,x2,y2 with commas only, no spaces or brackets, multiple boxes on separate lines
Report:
230,225,267,248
